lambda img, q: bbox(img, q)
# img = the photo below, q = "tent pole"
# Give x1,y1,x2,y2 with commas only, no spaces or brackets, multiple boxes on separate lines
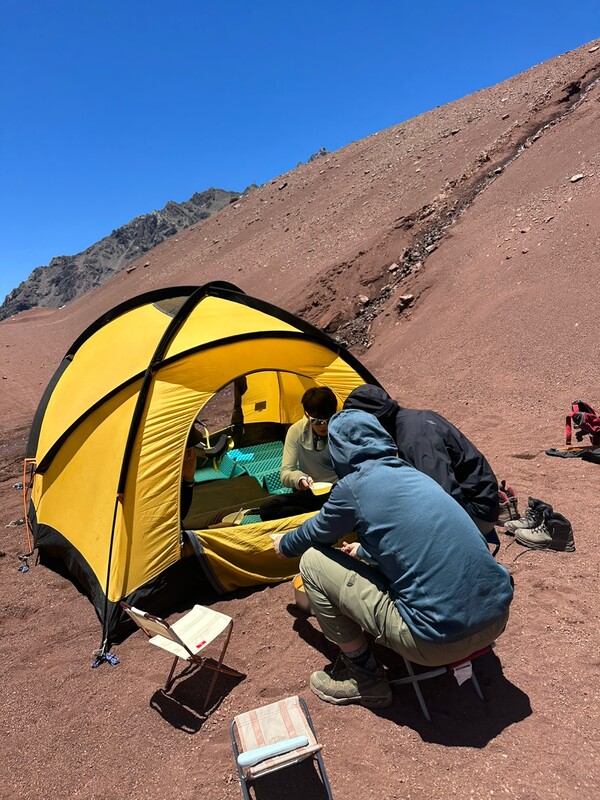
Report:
103,286,207,640
100,494,123,649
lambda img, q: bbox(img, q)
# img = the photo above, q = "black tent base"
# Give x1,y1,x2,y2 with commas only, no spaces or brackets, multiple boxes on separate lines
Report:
36,536,220,646
110,557,223,644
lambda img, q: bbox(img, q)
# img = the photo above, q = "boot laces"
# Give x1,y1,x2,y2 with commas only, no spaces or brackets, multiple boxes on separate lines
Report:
327,652,353,680
524,507,538,524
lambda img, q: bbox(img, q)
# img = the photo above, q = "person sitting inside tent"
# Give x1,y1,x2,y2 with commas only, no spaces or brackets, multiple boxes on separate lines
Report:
271,409,513,709
343,385,499,536
259,386,339,521
180,418,232,522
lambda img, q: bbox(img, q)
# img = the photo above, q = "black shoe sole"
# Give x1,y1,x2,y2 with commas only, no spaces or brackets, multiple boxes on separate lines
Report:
515,538,576,552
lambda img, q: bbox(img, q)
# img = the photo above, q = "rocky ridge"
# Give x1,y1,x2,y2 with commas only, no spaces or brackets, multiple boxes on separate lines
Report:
0,187,242,320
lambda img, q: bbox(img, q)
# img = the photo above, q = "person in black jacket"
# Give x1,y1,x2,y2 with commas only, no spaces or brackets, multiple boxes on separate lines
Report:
343,385,498,532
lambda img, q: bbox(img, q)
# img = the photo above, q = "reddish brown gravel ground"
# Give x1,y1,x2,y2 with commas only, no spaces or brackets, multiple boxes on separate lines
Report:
2,40,600,800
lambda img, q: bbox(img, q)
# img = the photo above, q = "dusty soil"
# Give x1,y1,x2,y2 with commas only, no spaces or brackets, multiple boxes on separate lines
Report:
2,39,600,800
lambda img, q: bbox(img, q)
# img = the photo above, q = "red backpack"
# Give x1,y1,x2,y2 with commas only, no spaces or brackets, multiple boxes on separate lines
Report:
566,400,600,447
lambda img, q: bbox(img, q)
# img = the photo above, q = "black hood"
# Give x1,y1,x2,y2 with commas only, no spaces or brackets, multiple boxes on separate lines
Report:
328,410,398,478
343,385,399,434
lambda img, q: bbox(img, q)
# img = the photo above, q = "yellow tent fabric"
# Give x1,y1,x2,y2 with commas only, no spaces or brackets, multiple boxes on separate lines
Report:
27,282,379,643
194,514,313,591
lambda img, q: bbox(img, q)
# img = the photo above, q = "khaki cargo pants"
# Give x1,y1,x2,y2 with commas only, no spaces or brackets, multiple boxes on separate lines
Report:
300,546,509,667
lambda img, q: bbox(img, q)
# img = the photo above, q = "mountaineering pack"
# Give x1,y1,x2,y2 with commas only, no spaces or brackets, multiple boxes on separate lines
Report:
565,400,600,447
546,400,600,463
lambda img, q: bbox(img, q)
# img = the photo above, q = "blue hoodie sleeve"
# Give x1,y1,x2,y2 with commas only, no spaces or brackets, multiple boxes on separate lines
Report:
279,482,357,557
356,544,378,565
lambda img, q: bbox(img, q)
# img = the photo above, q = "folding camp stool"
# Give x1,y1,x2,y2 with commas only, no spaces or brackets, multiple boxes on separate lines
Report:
389,645,492,722
230,695,333,800
121,602,243,710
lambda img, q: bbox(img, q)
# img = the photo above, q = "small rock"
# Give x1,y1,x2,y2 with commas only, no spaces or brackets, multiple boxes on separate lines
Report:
425,244,437,253
278,182,288,190
505,254,512,260
388,262,399,272
143,262,150,268
570,174,585,183
450,129,460,135
126,265,137,274
520,227,530,233
502,113,510,120
357,295,369,305
493,167,503,174
396,294,414,314
589,45,599,52
522,248,529,254
544,215,554,223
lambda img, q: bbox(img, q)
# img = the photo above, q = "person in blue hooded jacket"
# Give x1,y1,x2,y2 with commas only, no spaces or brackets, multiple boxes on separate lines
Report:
272,409,513,709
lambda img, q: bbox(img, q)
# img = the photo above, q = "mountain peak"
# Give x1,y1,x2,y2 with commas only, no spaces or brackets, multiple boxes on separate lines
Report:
0,187,240,320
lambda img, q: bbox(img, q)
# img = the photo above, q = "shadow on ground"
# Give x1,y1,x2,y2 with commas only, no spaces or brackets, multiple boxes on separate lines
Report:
150,665,245,733
380,650,532,747
292,611,532,748
238,758,332,800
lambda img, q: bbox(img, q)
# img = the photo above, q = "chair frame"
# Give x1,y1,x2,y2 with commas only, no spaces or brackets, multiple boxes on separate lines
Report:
389,645,492,722
230,695,333,800
121,601,243,709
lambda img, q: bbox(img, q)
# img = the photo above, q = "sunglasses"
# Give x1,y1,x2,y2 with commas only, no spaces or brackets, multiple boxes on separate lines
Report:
306,414,331,426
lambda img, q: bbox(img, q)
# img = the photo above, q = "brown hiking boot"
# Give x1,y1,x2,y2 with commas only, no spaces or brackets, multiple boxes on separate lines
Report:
497,480,519,524
515,511,575,552
310,655,393,708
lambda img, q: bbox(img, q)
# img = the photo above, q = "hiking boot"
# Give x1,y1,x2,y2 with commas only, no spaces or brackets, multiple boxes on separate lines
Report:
310,655,393,708
515,511,575,552
497,481,520,524
504,496,553,535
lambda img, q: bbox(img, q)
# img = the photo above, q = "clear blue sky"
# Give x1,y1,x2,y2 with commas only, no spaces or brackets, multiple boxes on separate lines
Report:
1,1,598,303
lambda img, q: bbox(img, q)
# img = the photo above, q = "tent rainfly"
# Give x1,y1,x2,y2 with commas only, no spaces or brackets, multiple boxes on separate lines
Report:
27,282,380,647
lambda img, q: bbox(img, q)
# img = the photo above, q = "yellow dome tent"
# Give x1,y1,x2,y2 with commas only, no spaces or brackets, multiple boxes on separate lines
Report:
27,282,379,646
